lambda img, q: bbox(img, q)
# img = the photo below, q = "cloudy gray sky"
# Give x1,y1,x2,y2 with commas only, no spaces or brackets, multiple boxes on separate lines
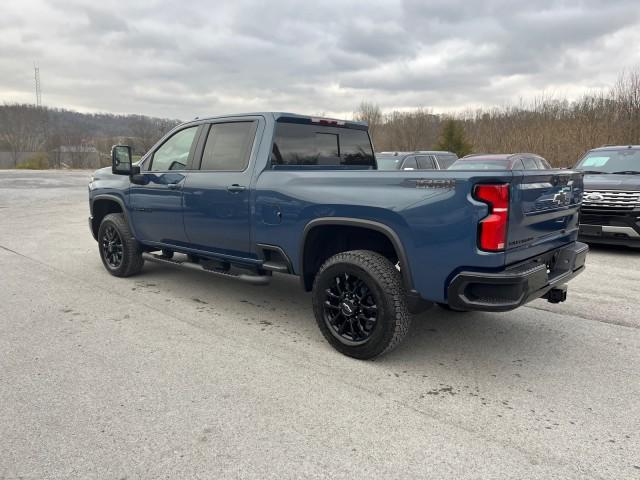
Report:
2,0,639,120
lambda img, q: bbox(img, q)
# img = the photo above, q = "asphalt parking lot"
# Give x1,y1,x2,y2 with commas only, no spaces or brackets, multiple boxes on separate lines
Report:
1,169,639,479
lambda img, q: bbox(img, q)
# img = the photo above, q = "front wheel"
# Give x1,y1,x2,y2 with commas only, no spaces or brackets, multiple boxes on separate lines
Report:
312,250,411,359
98,213,144,277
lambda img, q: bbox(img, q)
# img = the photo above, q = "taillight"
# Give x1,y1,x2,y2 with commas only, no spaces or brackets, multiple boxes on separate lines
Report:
474,184,509,252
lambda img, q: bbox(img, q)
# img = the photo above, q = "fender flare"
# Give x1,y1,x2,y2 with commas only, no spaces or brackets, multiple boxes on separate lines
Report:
299,217,414,291
90,194,136,239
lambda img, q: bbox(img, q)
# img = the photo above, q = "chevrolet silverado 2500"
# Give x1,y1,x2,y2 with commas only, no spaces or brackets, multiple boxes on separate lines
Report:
89,112,587,358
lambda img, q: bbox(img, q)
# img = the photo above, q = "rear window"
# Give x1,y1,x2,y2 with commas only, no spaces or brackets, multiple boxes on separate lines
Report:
271,122,375,169
376,155,402,170
435,154,457,169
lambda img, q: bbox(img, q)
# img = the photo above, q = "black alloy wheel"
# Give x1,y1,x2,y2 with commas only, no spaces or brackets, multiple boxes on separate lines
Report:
312,250,411,359
97,213,144,277
101,224,124,268
323,272,378,345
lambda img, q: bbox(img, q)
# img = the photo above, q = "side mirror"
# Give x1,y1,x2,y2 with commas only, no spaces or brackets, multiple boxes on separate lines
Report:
112,145,135,175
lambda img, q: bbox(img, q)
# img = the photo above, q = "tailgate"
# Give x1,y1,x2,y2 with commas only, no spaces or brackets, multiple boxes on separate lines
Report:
505,170,583,264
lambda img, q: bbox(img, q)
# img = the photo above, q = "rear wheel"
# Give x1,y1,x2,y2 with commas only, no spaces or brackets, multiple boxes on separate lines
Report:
98,213,144,277
312,250,411,359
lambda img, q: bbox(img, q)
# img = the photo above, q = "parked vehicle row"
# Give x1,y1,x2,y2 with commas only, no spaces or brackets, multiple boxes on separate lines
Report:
376,152,553,171
90,112,587,359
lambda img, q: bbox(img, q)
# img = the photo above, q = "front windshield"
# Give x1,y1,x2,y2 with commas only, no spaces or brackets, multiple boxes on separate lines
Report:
376,156,402,170
448,160,509,170
575,149,640,173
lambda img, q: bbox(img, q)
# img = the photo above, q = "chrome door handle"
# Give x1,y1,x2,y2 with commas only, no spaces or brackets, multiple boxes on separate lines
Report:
167,183,182,190
227,184,246,193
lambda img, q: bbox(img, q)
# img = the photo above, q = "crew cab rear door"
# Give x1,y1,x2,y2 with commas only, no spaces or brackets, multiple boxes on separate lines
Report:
505,169,583,263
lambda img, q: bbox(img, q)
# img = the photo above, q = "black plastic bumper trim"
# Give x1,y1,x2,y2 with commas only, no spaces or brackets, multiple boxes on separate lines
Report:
447,242,588,312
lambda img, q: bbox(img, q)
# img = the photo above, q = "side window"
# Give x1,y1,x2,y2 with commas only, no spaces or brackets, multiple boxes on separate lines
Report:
200,121,257,171
402,156,418,170
416,155,436,169
151,126,198,171
512,159,525,170
522,157,538,170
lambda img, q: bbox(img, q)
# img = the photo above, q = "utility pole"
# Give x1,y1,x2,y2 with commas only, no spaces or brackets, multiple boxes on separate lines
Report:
34,63,42,107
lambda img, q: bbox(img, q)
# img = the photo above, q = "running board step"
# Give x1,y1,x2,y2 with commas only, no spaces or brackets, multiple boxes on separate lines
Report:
143,253,271,285
262,261,289,273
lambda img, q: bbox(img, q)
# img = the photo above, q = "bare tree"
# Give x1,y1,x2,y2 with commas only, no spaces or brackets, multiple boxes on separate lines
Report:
129,115,178,154
354,101,383,142
0,103,48,167
359,68,640,167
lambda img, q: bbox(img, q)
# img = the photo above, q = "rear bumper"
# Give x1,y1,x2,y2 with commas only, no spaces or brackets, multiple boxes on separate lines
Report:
447,242,588,312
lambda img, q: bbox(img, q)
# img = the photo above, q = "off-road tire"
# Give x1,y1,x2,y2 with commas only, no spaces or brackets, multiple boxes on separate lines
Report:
98,213,144,277
312,250,411,359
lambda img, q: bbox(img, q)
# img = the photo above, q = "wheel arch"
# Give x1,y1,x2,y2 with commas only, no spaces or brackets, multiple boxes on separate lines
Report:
90,194,134,240
299,217,414,292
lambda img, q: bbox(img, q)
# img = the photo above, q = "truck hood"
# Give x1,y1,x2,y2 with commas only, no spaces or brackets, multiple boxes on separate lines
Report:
583,173,640,191
93,166,113,179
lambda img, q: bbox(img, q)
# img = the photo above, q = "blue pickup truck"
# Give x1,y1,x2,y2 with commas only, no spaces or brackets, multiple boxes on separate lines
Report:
89,112,587,358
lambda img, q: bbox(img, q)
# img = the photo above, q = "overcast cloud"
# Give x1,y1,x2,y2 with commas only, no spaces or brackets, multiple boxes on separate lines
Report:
1,0,639,119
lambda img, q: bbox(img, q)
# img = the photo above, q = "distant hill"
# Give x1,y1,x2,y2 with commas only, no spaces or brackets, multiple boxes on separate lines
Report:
0,103,181,168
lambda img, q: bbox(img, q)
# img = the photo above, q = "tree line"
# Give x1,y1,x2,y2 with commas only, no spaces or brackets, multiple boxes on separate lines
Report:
0,105,180,168
1,68,638,168
355,68,640,166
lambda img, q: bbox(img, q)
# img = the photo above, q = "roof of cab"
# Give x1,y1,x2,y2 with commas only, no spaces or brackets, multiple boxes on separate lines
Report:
182,112,368,127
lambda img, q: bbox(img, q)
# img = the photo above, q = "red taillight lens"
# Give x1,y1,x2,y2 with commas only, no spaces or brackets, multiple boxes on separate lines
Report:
474,184,509,252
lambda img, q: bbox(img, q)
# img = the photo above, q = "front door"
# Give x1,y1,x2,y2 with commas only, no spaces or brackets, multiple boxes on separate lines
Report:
182,119,261,258
130,125,200,246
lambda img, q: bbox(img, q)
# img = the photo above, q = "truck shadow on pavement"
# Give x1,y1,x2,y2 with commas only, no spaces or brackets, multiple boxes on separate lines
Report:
139,262,569,371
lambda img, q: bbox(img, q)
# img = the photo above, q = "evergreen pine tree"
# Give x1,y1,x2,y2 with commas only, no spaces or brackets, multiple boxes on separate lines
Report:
436,119,472,157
